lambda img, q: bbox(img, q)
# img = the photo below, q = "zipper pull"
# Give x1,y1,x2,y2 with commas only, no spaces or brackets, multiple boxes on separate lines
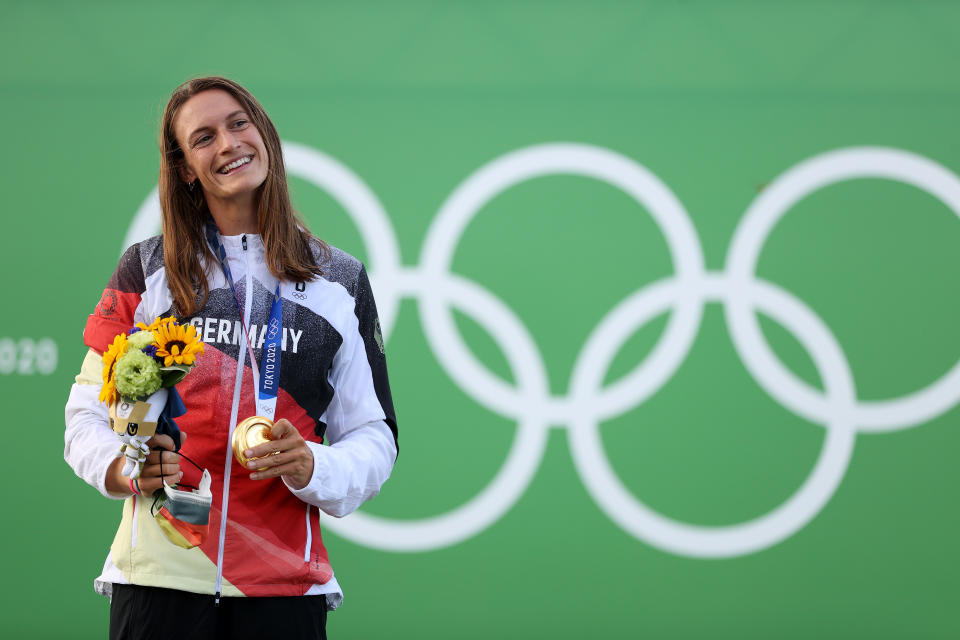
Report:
241,235,247,250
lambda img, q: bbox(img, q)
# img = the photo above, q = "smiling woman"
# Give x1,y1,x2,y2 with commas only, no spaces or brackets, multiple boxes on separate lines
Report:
64,77,399,640
176,91,270,214
159,77,327,318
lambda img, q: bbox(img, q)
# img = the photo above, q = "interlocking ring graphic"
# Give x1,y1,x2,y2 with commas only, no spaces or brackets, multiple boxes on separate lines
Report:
127,143,960,557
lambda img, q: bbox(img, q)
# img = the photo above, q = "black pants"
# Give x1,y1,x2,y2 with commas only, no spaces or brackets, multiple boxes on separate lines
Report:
110,584,328,640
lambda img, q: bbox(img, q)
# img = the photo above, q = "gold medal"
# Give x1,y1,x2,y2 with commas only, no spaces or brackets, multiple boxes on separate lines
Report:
232,416,275,470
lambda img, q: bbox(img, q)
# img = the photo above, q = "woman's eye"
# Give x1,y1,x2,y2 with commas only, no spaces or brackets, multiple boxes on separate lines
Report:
193,134,212,147
233,119,248,128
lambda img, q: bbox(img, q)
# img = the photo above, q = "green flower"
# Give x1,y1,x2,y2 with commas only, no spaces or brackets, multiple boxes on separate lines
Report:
114,348,163,399
127,330,156,351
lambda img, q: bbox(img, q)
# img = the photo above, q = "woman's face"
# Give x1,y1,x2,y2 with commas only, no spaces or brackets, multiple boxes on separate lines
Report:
174,89,269,203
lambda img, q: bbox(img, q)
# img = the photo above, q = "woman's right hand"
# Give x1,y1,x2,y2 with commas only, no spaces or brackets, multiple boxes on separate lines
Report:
106,433,186,496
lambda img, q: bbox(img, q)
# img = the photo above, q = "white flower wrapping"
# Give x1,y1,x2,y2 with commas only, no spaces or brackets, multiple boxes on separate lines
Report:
110,387,168,479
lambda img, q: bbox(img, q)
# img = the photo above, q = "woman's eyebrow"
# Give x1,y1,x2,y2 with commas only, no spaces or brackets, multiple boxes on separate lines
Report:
188,111,248,140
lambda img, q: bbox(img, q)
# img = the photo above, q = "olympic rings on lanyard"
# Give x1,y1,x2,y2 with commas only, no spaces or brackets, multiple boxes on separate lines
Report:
127,143,960,557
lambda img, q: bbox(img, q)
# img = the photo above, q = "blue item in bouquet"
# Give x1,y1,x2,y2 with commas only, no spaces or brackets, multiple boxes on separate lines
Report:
156,387,187,451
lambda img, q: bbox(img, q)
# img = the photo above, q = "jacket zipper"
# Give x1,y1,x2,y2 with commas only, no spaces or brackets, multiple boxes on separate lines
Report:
214,235,252,605
304,504,313,562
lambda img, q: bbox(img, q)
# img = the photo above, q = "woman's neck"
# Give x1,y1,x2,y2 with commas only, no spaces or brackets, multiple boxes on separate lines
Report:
207,192,258,235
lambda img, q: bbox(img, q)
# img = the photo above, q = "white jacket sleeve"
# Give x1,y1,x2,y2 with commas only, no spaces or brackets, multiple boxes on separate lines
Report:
283,420,397,517
283,264,398,516
64,349,127,499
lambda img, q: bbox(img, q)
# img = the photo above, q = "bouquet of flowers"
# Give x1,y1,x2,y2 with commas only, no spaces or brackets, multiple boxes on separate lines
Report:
99,316,205,479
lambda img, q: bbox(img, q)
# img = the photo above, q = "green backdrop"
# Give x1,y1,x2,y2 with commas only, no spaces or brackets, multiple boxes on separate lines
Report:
2,1,959,638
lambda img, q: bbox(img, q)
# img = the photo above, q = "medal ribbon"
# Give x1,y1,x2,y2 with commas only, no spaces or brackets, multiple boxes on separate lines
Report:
204,221,283,421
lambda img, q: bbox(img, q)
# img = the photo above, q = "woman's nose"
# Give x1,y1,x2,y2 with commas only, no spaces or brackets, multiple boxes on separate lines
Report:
218,129,240,152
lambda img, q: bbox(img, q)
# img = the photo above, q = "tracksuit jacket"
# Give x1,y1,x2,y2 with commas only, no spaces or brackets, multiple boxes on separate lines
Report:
64,232,398,608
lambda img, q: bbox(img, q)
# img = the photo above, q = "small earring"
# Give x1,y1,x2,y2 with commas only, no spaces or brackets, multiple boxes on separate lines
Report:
188,180,196,192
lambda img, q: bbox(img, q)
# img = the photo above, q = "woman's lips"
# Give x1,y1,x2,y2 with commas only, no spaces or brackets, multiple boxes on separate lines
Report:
218,155,253,175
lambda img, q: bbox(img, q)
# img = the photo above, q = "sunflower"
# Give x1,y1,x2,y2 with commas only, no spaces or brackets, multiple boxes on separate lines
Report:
99,332,129,404
137,316,177,334
155,321,205,366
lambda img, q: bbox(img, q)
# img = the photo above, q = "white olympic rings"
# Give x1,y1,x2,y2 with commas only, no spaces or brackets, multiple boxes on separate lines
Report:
126,143,960,557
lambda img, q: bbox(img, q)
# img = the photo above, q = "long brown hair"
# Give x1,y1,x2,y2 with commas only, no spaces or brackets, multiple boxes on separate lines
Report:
159,76,328,316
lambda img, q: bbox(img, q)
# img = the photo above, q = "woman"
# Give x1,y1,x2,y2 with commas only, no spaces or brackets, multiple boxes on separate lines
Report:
64,76,398,639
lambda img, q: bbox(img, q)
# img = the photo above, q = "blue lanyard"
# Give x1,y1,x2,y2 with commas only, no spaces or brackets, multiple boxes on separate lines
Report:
204,221,283,419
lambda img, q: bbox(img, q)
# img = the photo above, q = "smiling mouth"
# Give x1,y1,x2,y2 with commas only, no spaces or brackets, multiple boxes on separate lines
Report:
218,155,253,175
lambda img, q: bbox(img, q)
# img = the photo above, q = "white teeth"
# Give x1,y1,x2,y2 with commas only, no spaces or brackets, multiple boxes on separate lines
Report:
220,156,251,173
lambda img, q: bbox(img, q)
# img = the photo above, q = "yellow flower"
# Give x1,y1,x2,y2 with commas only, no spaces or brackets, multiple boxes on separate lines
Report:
137,316,177,333
155,321,205,366
99,332,129,404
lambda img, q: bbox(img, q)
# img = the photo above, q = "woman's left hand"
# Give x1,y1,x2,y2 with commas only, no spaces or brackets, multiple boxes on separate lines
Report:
244,419,315,489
